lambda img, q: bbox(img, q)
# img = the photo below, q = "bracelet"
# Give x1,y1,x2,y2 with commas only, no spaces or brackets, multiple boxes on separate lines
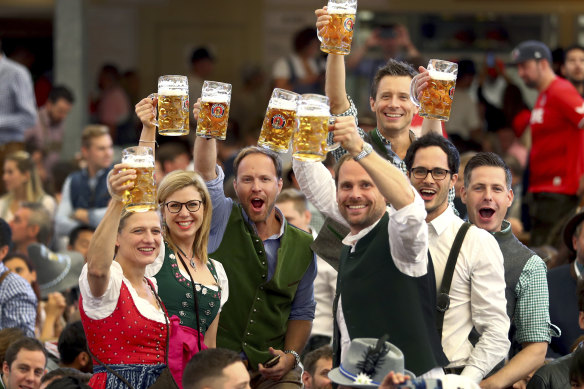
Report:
283,350,300,368
139,139,158,147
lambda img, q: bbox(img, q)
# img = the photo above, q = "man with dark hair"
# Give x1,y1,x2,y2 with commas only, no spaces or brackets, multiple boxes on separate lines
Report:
156,142,191,181
67,225,94,260
302,346,332,389
1,337,46,389
188,46,215,115
194,127,317,388
183,348,250,389
40,368,91,389
9,202,52,254
461,152,555,389
0,218,36,337
57,321,91,373
404,134,509,382
562,45,584,97
511,40,584,247
294,116,447,378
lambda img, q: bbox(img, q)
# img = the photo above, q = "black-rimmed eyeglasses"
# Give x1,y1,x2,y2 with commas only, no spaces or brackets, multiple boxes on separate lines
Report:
164,200,203,213
410,167,451,181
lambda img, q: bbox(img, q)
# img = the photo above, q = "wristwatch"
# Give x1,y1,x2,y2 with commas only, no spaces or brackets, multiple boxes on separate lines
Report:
284,350,300,368
353,142,373,161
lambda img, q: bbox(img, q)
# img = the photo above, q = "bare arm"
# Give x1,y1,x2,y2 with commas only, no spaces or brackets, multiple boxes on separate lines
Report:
204,314,219,348
135,97,158,159
316,7,350,114
332,116,414,209
480,342,547,389
192,98,219,181
86,164,135,297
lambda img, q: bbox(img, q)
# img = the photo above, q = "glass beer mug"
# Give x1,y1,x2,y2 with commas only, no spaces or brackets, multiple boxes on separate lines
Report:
196,81,232,140
150,75,190,136
258,88,300,153
122,146,156,212
319,0,357,55
410,59,458,121
292,94,339,162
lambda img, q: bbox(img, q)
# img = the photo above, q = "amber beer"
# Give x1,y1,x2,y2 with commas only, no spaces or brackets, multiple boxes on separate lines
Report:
196,81,232,140
258,89,299,153
410,59,458,121
292,94,337,162
122,146,156,213
319,0,357,55
155,75,189,136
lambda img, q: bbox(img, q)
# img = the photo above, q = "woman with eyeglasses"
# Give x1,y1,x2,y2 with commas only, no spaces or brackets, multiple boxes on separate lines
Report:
147,171,228,383
0,151,56,222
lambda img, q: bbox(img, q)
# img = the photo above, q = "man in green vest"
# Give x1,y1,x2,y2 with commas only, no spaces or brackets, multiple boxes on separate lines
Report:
193,128,317,389
293,115,446,377
461,152,557,389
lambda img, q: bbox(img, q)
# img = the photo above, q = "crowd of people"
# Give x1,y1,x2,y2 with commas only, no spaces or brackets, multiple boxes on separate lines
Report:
1,5,584,389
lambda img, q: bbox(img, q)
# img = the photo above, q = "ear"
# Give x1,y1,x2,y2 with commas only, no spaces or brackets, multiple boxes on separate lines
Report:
461,185,468,204
507,188,515,207
233,177,238,193
450,173,458,190
28,224,40,239
304,209,312,225
369,96,375,112
0,245,9,261
277,177,283,193
579,311,584,330
77,351,91,368
31,270,37,282
2,360,9,376
302,371,312,388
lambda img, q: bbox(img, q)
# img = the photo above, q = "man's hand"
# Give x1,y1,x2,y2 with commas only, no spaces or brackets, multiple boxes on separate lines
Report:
330,116,363,156
44,292,66,319
135,97,157,131
380,371,410,389
73,209,89,224
257,347,296,381
192,98,202,123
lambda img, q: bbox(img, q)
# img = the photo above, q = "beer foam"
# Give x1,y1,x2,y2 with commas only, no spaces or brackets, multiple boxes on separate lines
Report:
428,70,457,81
123,155,154,167
327,4,357,13
297,107,330,116
158,88,187,96
201,94,231,104
269,97,297,111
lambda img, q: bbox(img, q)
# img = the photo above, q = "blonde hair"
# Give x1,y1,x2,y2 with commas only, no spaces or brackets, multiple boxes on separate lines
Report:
81,125,109,149
4,151,46,206
156,170,212,264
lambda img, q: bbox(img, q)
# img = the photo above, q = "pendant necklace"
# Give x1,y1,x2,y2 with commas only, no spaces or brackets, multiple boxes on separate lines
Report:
177,246,196,271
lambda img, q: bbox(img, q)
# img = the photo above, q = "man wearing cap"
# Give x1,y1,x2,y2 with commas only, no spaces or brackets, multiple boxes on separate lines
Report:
510,40,584,247
547,210,584,357
0,218,37,337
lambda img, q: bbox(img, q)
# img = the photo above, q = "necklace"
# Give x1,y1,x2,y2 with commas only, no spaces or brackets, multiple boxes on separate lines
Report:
177,246,196,271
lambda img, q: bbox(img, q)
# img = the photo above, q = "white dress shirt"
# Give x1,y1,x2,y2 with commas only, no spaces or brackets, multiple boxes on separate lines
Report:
428,207,510,382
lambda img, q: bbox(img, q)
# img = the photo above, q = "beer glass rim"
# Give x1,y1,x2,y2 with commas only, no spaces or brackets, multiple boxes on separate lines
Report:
122,145,154,156
299,93,329,103
272,88,300,98
427,59,458,74
202,80,232,91
158,75,188,81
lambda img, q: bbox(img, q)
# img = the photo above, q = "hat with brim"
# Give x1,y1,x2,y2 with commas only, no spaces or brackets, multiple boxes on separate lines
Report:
508,40,552,66
563,210,584,251
328,338,415,388
28,243,85,299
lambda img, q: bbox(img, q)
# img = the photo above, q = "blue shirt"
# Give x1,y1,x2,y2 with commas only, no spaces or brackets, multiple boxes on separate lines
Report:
206,166,317,321
0,262,37,337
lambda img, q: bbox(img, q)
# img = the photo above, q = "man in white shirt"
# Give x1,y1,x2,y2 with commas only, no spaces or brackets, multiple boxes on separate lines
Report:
293,116,447,378
403,133,510,382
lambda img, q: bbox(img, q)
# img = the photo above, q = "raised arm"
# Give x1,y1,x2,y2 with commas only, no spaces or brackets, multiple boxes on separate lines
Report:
192,98,219,181
85,164,135,297
316,7,351,114
135,97,158,159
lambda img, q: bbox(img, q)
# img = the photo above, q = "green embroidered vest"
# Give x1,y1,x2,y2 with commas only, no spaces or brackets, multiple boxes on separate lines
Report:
211,203,314,370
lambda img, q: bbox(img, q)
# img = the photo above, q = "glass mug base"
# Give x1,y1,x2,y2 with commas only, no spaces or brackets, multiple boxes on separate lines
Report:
159,128,189,136
195,130,227,141
292,152,326,162
320,44,350,55
419,112,450,121
258,141,290,153
124,203,157,213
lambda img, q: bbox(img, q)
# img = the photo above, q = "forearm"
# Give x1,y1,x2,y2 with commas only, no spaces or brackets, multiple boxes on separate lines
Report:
481,343,547,389
421,118,443,136
138,126,157,159
284,319,312,353
193,136,218,181
326,54,351,114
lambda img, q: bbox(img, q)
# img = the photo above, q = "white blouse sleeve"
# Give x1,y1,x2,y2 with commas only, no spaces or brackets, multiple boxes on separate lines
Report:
210,258,229,311
79,261,123,320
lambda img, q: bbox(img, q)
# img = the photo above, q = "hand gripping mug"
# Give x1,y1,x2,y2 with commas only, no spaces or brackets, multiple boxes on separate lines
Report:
121,146,156,212
410,59,457,121
318,0,357,55
196,81,232,140
258,88,300,153
149,75,190,136
292,94,339,162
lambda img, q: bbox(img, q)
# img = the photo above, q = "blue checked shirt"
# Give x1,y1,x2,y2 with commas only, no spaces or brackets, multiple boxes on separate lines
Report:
0,262,37,337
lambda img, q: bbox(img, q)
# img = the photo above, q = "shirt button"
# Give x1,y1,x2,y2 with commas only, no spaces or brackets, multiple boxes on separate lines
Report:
258,250,263,255
253,309,257,312
260,286,264,290
262,261,266,266
256,297,261,301
262,274,266,278
250,320,254,323
244,342,247,346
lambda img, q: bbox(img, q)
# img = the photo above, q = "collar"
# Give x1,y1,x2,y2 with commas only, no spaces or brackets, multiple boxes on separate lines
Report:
428,206,457,236
375,128,417,146
342,214,385,248
241,206,285,240
491,219,512,238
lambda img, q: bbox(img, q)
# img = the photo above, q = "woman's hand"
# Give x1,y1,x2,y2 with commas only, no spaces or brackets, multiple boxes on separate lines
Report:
107,163,136,202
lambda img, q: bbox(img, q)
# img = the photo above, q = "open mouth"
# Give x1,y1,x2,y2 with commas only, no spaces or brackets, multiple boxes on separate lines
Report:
176,220,193,230
384,112,403,119
419,188,436,201
479,208,495,218
138,247,155,254
251,198,265,212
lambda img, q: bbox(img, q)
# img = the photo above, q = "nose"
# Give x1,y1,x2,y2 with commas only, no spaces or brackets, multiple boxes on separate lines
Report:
251,178,262,192
178,204,191,216
349,186,362,199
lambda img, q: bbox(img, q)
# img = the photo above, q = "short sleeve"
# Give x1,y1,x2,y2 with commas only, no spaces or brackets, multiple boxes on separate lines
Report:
211,258,229,310
79,262,122,320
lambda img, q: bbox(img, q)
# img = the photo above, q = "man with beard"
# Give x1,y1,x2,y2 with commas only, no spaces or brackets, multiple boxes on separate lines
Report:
511,40,584,247
562,45,584,97
301,346,332,389
193,128,317,388
404,134,510,383
461,152,556,389
293,116,446,378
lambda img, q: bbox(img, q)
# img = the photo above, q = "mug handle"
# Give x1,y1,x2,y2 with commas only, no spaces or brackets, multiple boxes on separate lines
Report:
147,93,159,127
409,73,422,107
326,117,340,152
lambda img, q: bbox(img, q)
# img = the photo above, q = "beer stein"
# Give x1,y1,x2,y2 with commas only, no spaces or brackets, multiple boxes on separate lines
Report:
292,94,339,162
196,81,232,140
121,146,156,212
258,88,300,153
318,0,357,55
150,75,190,136
410,59,458,121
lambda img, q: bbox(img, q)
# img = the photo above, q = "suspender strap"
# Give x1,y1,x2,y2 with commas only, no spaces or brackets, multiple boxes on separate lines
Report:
436,222,471,339
368,129,392,161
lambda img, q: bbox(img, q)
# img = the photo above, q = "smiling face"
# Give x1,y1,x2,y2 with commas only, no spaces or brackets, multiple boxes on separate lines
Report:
2,349,46,389
462,166,513,232
370,75,417,137
336,160,387,234
408,146,457,222
115,211,162,267
233,153,283,224
162,185,204,246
